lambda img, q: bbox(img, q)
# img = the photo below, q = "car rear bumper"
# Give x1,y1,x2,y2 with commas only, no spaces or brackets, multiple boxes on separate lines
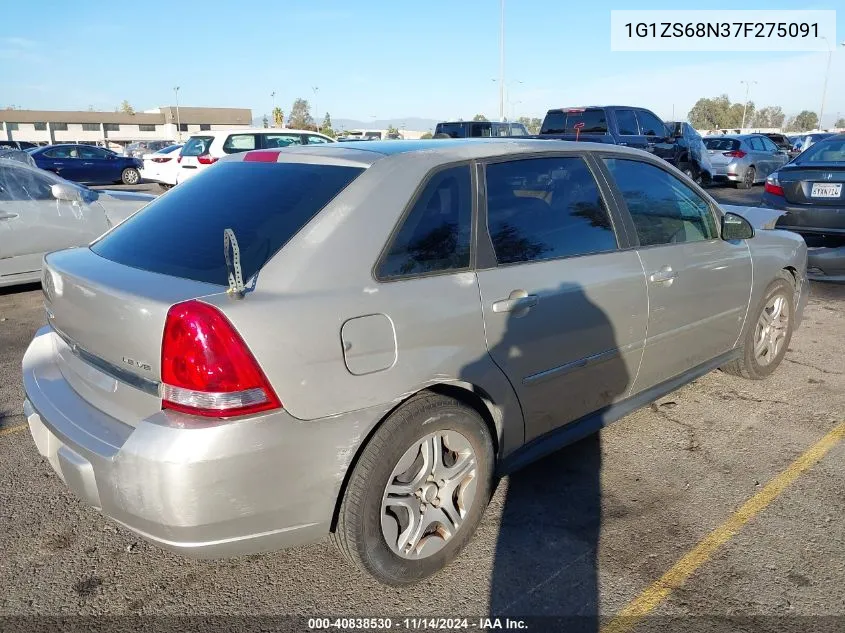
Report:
807,245,845,282
763,197,845,233
22,326,384,558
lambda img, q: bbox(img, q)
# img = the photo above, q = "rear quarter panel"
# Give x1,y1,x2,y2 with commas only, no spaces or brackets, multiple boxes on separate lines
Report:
745,229,808,331
205,152,524,455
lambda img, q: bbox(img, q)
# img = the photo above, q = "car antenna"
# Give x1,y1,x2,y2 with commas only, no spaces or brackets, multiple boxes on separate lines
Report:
224,228,245,299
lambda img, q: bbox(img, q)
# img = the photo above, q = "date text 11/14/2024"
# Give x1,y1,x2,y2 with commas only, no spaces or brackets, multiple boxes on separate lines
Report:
308,617,528,630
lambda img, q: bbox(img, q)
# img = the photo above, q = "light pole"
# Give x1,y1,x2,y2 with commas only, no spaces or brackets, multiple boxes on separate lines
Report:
492,78,522,120
312,86,320,130
509,100,522,122
498,0,505,121
740,80,757,130
173,86,181,141
818,37,832,130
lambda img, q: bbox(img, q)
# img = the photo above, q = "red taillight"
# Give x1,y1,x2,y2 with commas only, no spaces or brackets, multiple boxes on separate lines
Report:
161,300,281,418
764,173,784,197
197,154,218,165
723,150,747,158
151,157,171,163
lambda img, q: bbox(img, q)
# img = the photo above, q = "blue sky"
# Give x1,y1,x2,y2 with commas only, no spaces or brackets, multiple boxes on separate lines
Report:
1,0,843,126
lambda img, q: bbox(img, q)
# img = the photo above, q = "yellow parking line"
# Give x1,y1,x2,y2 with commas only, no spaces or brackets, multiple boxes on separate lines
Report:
0,423,27,437
601,421,845,633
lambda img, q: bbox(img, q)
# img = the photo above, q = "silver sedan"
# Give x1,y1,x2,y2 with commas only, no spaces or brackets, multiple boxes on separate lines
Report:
0,159,154,287
704,134,790,189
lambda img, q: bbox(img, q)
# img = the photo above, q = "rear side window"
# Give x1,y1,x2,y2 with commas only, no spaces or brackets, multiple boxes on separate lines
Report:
486,156,617,264
377,165,472,279
91,162,364,285
509,123,527,136
263,133,303,148
541,109,608,134
181,136,214,156
435,123,467,138
749,137,765,151
223,134,258,154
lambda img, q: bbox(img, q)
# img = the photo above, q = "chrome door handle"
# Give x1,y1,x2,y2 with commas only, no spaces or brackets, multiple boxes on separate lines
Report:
83,162,94,166
0,212,18,220
492,290,539,314
648,267,677,284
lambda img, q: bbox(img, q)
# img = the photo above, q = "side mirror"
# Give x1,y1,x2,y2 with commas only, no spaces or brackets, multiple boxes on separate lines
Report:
722,212,754,241
51,182,82,202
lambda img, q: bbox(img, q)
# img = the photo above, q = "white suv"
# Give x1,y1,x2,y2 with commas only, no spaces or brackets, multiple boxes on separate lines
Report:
176,128,335,183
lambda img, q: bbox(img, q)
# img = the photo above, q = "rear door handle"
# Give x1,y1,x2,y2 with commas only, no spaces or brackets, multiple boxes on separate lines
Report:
492,290,539,314
648,266,677,285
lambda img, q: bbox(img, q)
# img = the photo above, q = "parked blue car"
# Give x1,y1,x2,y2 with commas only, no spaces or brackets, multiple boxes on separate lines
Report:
29,144,143,185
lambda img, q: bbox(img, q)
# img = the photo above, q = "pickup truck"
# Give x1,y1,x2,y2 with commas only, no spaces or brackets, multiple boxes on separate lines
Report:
533,106,710,182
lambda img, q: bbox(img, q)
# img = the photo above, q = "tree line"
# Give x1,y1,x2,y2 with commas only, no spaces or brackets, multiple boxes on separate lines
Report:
687,95,845,131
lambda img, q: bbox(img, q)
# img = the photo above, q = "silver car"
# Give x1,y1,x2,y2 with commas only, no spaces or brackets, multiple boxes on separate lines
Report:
0,160,155,287
704,134,790,189
22,139,808,585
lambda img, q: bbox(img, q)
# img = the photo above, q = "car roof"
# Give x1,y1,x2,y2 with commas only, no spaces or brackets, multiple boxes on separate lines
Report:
190,128,331,136
437,120,521,125
229,138,654,166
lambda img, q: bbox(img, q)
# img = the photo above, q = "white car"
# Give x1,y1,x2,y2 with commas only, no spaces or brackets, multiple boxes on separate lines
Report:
176,128,335,183
140,143,183,189
0,160,155,287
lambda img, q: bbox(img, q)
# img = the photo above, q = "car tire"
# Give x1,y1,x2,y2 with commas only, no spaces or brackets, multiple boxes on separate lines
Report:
736,166,755,189
159,183,173,190
721,272,795,380
121,167,140,185
332,391,495,585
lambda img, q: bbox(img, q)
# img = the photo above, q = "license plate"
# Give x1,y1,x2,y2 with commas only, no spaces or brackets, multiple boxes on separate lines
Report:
811,183,842,198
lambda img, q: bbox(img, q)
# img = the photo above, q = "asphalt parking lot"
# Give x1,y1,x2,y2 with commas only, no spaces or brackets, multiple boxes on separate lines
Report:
1,181,843,630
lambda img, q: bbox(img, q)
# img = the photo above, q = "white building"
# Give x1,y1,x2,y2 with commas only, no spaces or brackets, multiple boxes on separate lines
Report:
0,106,253,148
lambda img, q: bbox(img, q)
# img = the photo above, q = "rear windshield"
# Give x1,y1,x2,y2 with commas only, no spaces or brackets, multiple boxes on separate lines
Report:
435,122,468,138
181,136,214,156
794,136,845,164
541,109,608,134
91,161,364,285
704,138,740,151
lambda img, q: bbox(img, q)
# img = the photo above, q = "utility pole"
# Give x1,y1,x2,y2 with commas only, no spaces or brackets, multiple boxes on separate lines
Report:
173,86,181,142
498,0,505,121
740,80,756,130
312,86,320,130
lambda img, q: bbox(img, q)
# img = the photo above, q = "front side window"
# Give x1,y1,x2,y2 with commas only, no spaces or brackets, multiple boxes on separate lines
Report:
222,134,257,153
305,134,331,144
377,165,472,279
604,158,718,246
435,122,467,138
616,109,639,135
0,163,58,201
636,110,665,137
485,156,617,265
509,123,528,136
263,133,303,148
79,146,109,159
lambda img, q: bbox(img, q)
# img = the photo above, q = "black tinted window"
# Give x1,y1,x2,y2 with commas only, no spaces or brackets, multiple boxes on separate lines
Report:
181,136,213,156
92,162,363,285
704,138,740,151
604,158,718,246
378,166,472,279
616,109,639,135
636,110,665,136
435,123,468,138
486,157,617,264
541,109,608,134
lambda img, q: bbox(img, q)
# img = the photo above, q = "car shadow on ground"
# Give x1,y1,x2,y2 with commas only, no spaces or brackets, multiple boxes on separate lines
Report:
0,282,40,297
458,280,630,631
